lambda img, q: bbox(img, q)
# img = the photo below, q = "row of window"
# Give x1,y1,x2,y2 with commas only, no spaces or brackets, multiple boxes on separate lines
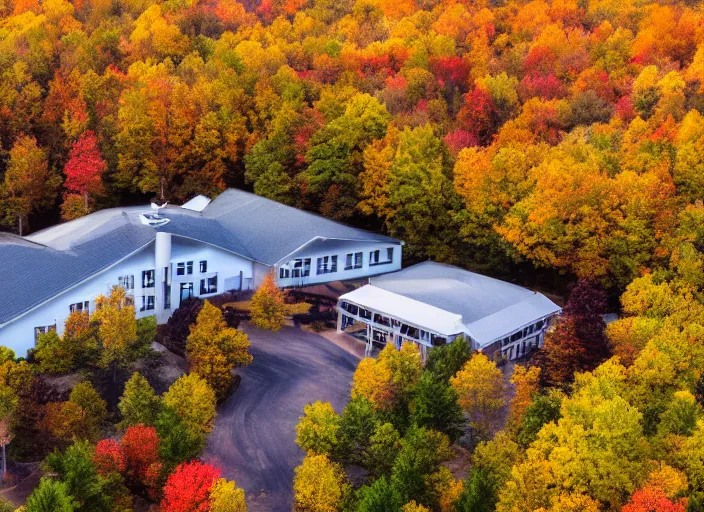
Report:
279,248,395,279
500,319,546,347
176,260,208,276
339,302,447,346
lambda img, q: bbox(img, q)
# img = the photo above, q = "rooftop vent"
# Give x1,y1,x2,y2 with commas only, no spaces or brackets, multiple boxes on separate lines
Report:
139,202,170,228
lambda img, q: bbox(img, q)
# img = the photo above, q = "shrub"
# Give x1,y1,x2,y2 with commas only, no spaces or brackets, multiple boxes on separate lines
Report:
161,299,204,356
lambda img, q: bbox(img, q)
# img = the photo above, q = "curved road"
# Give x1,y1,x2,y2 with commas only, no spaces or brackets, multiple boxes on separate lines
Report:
203,325,358,512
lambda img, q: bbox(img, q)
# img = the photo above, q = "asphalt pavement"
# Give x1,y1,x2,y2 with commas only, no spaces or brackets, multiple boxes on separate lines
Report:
203,324,358,512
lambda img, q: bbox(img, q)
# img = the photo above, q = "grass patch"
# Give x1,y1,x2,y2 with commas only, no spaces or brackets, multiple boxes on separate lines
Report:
223,301,312,316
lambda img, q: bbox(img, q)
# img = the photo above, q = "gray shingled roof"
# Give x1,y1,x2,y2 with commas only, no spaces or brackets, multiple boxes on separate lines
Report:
203,189,399,264
0,189,399,325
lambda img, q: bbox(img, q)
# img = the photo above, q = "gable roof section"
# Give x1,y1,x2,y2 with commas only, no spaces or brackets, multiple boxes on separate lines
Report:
203,189,400,265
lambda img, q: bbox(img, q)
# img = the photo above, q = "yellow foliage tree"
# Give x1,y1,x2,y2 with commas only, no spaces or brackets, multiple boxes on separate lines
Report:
163,373,217,434
93,286,138,380
250,274,286,331
210,477,247,512
450,353,505,437
293,453,349,512
507,365,541,430
187,300,253,400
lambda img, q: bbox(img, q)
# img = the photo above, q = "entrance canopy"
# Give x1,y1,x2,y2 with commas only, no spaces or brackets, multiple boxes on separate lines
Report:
339,285,468,337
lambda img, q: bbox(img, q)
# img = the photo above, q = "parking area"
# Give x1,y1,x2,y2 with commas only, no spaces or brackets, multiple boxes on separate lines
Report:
202,324,359,512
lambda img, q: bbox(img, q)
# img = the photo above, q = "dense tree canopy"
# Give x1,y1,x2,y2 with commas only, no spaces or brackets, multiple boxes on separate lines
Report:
0,0,702,292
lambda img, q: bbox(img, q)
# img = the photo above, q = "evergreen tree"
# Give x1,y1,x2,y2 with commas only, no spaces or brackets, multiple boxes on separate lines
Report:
25,478,75,512
44,440,113,512
410,372,464,441
425,337,471,383
455,468,497,512
356,476,400,512
118,372,160,430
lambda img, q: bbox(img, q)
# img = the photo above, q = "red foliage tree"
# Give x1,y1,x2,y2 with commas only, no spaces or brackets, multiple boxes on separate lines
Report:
537,279,611,386
443,130,478,155
64,130,106,209
430,56,470,91
160,461,221,512
518,73,566,101
457,87,499,146
94,439,126,476
121,425,161,484
622,485,687,512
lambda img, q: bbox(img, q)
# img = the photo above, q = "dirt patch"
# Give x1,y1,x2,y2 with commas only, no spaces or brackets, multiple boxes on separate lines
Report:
131,342,188,394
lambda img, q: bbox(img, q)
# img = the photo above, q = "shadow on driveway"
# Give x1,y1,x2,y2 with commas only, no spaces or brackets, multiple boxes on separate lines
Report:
203,324,358,512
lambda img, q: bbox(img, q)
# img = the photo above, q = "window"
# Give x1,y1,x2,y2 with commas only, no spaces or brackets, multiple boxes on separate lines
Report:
140,295,155,312
34,324,56,342
180,282,194,305
118,275,134,290
292,258,311,278
176,261,194,276
164,283,171,309
316,255,337,274
345,252,363,270
142,270,155,288
200,276,217,295
359,308,372,320
200,260,207,273
369,248,394,266
280,266,290,279
373,313,391,327
69,301,90,314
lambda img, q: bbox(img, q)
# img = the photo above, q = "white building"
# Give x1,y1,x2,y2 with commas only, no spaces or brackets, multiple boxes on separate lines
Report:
337,261,561,360
0,189,403,355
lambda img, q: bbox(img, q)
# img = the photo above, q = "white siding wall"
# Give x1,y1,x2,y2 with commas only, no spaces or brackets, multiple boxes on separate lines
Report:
0,244,155,356
276,241,402,288
0,237,255,356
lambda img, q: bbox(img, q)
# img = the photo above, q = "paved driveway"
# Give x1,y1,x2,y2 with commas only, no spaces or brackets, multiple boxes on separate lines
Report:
203,325,358,512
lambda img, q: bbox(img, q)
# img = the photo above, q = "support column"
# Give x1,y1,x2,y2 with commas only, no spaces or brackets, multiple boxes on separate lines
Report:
155,232,172,324
336,310,343,333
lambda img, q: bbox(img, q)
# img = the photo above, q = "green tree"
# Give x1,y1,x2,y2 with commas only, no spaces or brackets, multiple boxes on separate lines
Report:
186,301,252,400
384,124,461,261
155,406,206,473
68,382,107,442
118,373,160,430
364,422,401,477
295,401,341,456
390,426,452,509
425,338,471,383
410,372,464,441
336,398,378,464
355,476,400,512
455,468,496,512
249,274,286,332
517,391,563,447
44,440,112,512
25,478,75,512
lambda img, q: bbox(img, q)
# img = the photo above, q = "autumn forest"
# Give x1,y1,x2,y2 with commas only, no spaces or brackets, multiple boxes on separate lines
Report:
2,0,704,509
